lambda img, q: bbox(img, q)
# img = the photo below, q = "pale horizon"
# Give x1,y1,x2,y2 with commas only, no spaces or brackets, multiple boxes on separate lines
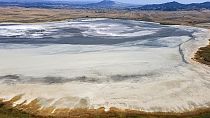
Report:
1,0,210,5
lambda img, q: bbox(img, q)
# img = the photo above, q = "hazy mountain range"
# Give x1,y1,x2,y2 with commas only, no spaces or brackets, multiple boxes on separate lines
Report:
1,0,210,10
0,0,139,9
135,1,210,11
83,0,136,9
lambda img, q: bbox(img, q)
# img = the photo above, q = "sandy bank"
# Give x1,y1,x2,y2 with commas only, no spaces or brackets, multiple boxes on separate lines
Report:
1,95,210,118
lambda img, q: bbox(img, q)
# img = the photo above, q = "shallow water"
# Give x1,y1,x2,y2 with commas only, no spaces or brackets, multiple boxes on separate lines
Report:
0,18,210,112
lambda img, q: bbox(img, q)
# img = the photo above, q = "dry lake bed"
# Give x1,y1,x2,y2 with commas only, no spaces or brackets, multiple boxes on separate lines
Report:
0,18,210,115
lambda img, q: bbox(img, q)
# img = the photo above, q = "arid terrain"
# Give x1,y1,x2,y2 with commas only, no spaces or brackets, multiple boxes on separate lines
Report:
1,95,210,118
0,7,210,118
1,7,210,27
194,39,210,65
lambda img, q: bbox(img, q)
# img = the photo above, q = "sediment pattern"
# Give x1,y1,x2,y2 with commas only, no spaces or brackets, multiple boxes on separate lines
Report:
0,19,210,114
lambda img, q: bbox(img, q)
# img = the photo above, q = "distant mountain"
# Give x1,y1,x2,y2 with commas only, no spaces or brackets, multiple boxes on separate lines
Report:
0,1,95,9
0,0,138,9
83,0,134,9
2,0,210,11
185,2,210,10
135,1,210,11
137,1,185,11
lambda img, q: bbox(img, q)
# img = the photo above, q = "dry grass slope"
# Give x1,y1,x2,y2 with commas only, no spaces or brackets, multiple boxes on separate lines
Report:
1,7,210,26
194,40,210,65
1,96,210,118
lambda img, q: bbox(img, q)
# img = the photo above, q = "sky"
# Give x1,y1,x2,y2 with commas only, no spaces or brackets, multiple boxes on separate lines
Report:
54,0,210,4
1,0,210,4
116,0,209,4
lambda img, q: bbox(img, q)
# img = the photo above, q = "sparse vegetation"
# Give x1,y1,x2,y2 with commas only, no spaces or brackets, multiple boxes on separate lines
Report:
194,40,210,65
1,7,210,27
1,96,210,118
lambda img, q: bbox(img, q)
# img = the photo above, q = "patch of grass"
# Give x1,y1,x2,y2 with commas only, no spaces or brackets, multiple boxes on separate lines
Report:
0,102,35,118
194,40,210,65
1,96,210,118
1,101,210,118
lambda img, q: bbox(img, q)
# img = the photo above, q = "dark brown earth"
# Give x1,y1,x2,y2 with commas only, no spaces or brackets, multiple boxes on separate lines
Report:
194,40,210,66
1,96,210,118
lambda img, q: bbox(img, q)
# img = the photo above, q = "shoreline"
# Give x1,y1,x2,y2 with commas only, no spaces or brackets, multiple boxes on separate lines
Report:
1,95,210,118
